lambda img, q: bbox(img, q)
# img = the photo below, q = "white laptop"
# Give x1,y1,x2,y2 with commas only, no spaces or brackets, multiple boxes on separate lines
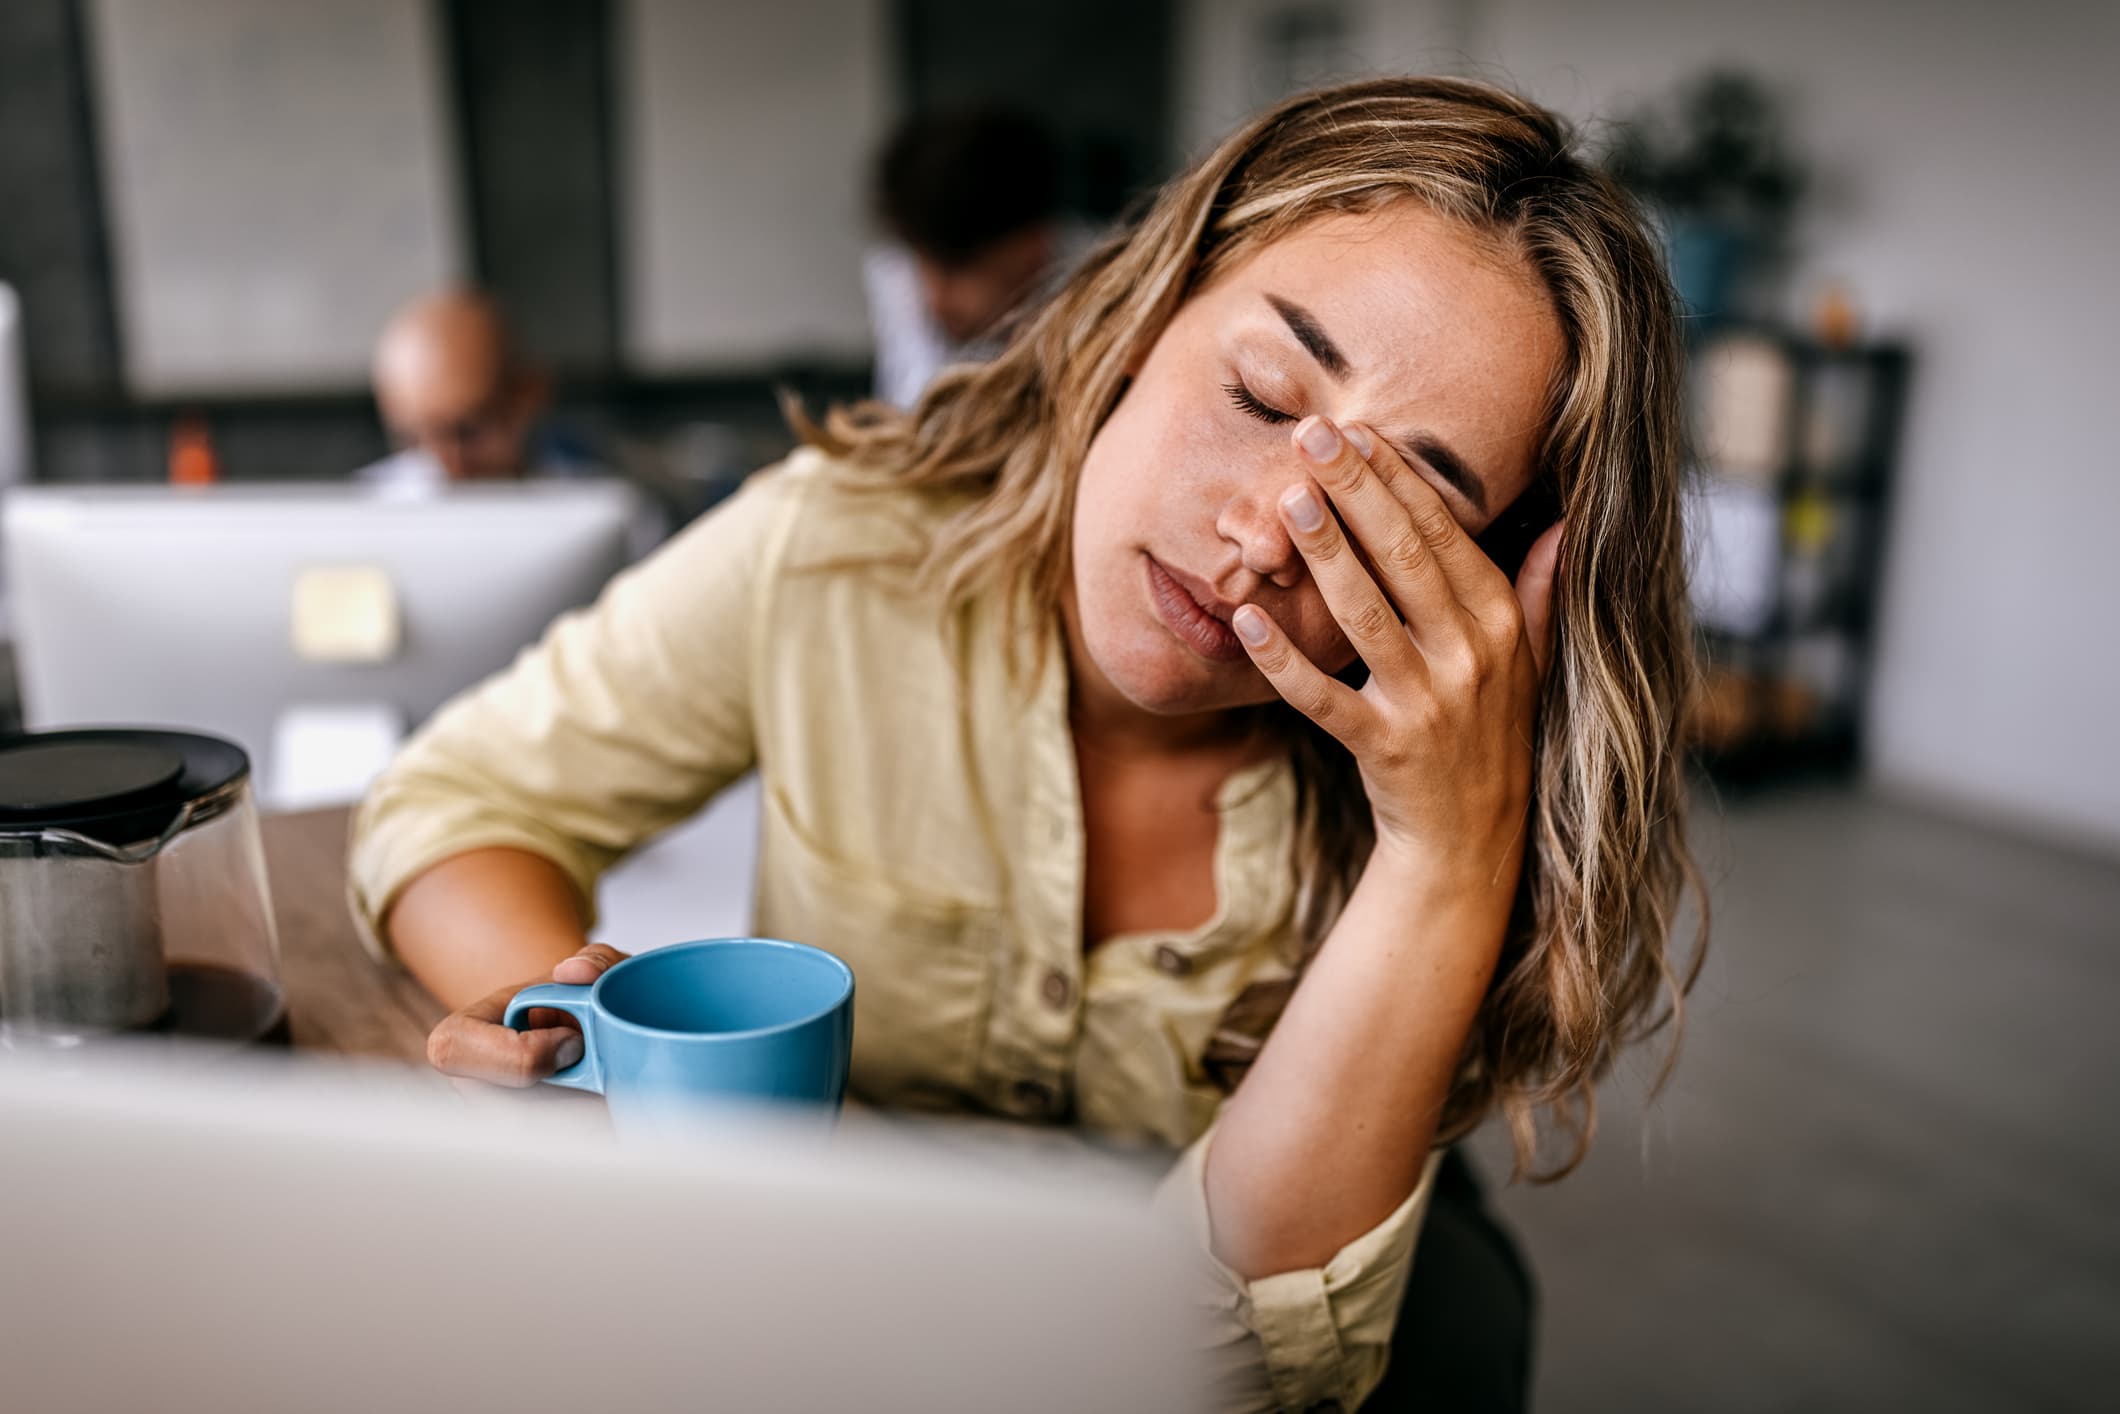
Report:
0,1047,1203,1413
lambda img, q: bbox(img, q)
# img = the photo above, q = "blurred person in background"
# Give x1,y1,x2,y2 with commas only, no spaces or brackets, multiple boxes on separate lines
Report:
864,106,1080,407
360,288,600,490
358,77,1702,1412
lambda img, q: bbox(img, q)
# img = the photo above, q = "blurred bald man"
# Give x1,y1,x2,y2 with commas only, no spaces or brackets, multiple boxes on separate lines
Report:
359,289,594,489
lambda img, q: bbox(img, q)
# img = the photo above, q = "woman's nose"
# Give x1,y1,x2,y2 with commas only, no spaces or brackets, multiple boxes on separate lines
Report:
1216,494,1303,589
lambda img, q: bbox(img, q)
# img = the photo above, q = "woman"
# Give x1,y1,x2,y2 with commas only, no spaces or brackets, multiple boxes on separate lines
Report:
352,76,1702,1411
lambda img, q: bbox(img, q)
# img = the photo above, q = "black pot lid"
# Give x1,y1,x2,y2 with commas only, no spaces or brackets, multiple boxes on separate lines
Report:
0,729,251,845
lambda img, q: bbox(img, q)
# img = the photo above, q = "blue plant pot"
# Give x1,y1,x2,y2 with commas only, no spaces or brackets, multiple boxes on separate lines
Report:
1665,217,1750,325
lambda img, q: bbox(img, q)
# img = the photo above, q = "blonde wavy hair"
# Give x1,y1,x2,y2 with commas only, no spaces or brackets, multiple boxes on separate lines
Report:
797,75,1705,1179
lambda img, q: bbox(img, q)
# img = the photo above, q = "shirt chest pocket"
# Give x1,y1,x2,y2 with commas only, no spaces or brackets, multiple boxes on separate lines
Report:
754,786,997,1107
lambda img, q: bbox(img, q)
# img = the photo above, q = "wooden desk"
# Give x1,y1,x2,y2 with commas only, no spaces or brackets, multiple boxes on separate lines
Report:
264,807,443,1064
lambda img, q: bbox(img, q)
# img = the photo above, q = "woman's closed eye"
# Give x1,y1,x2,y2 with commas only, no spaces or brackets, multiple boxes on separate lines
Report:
1222,379,1297,426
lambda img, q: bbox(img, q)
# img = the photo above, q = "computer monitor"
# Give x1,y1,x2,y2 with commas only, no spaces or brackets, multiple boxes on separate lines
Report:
0,284,33,644
3,481,636,808
0,284,30,490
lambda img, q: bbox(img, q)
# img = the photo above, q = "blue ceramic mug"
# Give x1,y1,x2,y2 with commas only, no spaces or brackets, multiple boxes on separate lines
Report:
503,938,854,1135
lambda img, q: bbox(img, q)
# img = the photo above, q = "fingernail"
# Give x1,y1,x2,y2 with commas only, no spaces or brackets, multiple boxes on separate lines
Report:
554,1034,584,1070
1233,605,1271,647
1343,424,1374,459
1295,415,1340,463
1281,485,1325,533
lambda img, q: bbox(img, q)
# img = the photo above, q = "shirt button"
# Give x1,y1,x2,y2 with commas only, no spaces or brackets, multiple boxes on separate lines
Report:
1011,1079,1055,1116
1153,945,1191,976
1040,969,1072,1009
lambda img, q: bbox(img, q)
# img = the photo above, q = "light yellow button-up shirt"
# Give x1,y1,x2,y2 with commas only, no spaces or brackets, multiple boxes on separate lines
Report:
349,449,1437,1411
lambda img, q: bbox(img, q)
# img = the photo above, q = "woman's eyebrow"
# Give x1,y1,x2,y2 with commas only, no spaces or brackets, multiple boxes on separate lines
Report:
1266,294,1350,380
1263,292,1489,515
1386,433,1489,515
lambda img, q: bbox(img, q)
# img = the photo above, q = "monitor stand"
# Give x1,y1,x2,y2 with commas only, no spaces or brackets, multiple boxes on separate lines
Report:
268,701,405,812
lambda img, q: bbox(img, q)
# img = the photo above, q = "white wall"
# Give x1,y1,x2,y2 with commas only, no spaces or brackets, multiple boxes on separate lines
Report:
86,0,463,395
618,0,887,372
1456,0,2120,849
1174,0,1475,158
1182,0,2120,849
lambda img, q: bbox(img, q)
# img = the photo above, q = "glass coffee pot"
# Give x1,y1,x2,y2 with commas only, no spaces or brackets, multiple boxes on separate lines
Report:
0,729,286,1050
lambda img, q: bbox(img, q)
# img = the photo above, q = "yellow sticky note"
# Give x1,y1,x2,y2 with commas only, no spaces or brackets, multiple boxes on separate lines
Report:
290,565,401,664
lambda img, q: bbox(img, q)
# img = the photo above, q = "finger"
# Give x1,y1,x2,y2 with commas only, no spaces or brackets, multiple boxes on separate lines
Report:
448,982,577,1035
1338,421,1515,619
1514,520,1565,678
520,1006,580,1031
1231,602,1373,746
427,983,588,1088
456,977,522,1024
1291,416,1468,642
552,942,629,985
1274,475,1425,685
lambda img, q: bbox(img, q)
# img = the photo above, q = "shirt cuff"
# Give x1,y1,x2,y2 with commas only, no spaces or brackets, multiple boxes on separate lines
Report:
1154,1124,1441,1413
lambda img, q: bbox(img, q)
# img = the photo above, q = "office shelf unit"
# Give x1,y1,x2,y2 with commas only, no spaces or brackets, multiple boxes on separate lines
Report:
1685,327,1911,783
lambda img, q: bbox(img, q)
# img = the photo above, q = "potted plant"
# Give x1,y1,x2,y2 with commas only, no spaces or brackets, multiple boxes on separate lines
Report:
1604,70,1807,324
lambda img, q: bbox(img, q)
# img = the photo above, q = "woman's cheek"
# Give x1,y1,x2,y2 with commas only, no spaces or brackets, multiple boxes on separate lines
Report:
1318,629,1360,675
1289,597,1358,674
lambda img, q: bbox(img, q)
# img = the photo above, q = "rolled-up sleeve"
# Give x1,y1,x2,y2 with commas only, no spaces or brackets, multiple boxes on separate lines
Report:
1154,1124,1440,1412
347,465,806,959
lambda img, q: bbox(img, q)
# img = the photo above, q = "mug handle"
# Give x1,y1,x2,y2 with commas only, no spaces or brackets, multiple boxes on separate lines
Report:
503,983,604,1094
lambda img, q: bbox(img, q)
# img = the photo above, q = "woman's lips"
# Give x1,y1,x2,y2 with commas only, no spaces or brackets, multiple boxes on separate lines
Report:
1145,555,1247,663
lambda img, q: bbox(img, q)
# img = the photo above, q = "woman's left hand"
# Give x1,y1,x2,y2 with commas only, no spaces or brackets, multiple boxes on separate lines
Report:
1231,414,1563,888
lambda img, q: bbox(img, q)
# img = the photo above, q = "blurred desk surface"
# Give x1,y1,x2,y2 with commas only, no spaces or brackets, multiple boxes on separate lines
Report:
265,806,443,1065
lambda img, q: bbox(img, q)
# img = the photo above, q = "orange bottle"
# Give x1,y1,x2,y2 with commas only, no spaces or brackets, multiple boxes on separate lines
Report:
169,413,220,485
